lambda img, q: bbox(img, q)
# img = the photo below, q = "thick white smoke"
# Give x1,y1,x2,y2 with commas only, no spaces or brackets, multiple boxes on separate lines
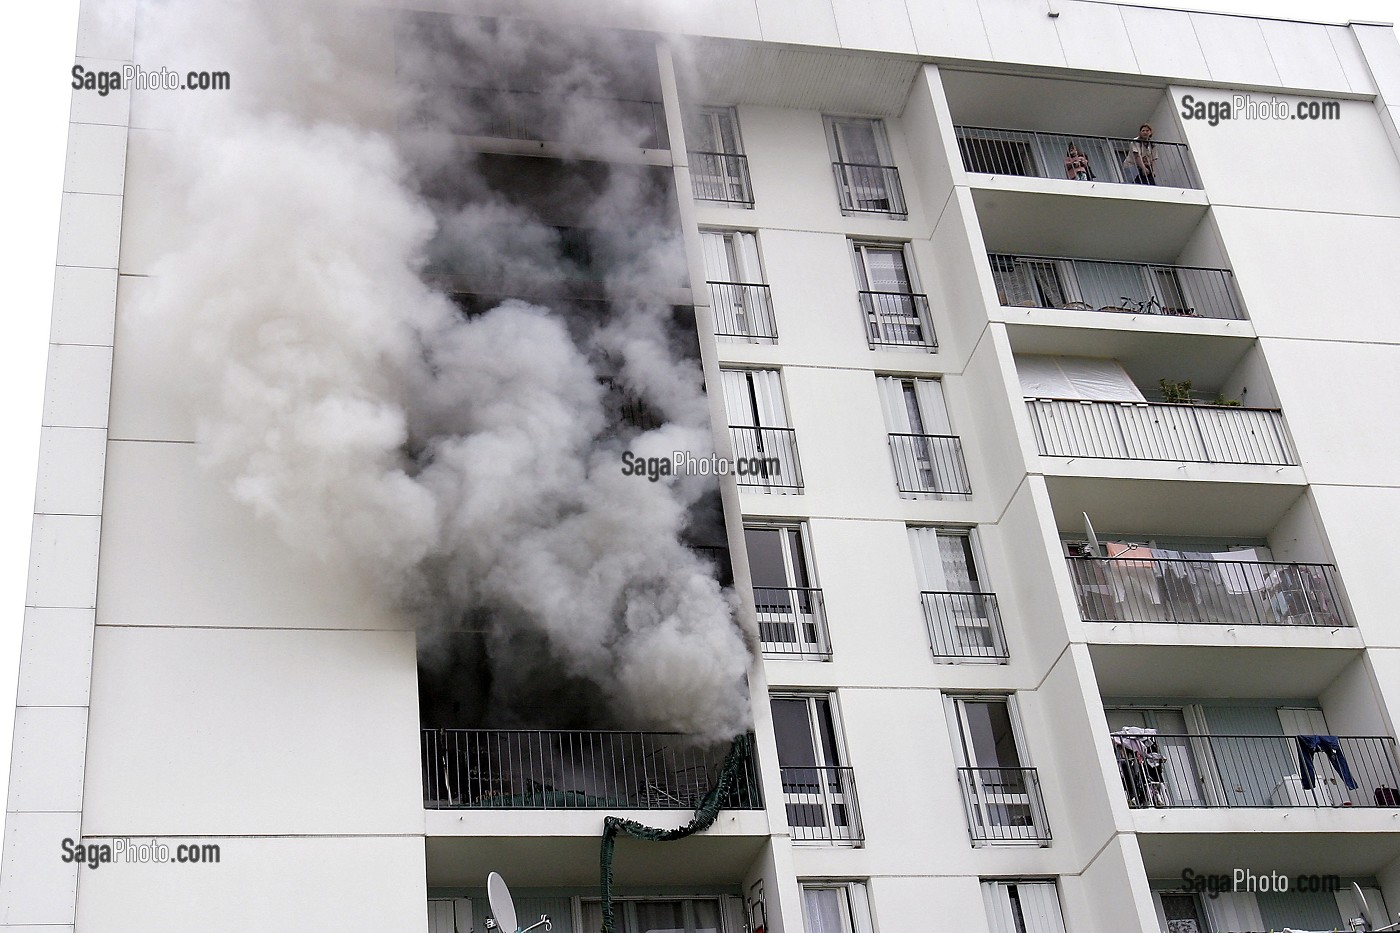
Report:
129,0,751,741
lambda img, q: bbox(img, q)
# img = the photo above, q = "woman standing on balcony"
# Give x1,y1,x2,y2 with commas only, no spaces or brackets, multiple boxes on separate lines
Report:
1065,143,1092,180
1125,124,1157,184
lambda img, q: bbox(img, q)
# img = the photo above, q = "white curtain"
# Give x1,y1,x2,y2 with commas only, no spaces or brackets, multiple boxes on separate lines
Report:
720,369,788,428
1015,354,1145,401
803,888,845,933
877,376,952,435
982,881,1067,933
700,231,761,283
1204,892,1266,933
909,527,974,592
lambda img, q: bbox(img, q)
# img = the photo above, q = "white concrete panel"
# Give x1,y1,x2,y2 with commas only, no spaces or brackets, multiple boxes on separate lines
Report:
754,0,840,47
74,836,425,933
977,0,1067,69
1212,208,1400,343
1311,486,1400,651
26,515,102,610
68,57,132,126
50,265,117,346
16,608,96,708
1119,6,1208,80
97,441,410,630
1189,13,1280,86
7,707,88,812
829,0,916,53
42,344,113,429
1053,1,1140,76
63,122,128,196
75,0,136,61
1328,26,1378,95
115,128,180,276
34,427,107,517
0,811,81,925
668,0,762,40
906,0,991,60
1354,23,1400,99
82,627,423,835
1260,19,1349,92
107,275,196,441
55,192,124,270
1181,96,1400,216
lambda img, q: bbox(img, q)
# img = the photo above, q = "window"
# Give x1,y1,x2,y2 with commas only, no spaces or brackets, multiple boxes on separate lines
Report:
801,882,875,933
851,243,934,350
949,695,1050,843
981,880,1068,933
1157,892,1205,933
582,899,725,933
910,528,1005,660
745,524,827,658
701,230,775,342
771,694,861,842
990,256,1070,309
877,378,968,496
720,369,802,492
688,107,752,206
428,898,472,933
825,116,906,218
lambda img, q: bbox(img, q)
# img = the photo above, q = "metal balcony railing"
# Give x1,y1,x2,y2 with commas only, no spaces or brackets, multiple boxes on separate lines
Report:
1111,732,1400,809
923,592,1008,661
690,151,754,206
728,426,803,492
889,433,970,497
831,162,908,218
1024,398,1298,466
708,281,777,342
755,586,830,659
955,125,1200,189
780,765,863,843
988,254,1245,320
1067,556,1350,628
957,766,1052,844
421,729,763,810
858,291,937,350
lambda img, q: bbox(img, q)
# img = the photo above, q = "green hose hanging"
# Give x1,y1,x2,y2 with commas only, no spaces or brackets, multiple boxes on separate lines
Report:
598,734,750,933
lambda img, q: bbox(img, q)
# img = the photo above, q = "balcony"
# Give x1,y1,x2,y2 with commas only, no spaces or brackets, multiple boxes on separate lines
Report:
421,729,763,810
859,291,937,351
1111,732,1400,809
831,162,908,218
989,254,1244,321
729,426,803,493
708,281,777,342
1068,556,1349,628
755,586,830,660
888,433,970,497
690,151,754,206
444,88,668,150
1025,398,1297,466
780,765,863,843
957,766,1052,844
923,592,1008,662
955,125,1200,189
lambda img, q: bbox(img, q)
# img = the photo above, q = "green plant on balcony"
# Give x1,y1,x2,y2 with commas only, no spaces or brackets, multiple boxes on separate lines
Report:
1159,379,1193,404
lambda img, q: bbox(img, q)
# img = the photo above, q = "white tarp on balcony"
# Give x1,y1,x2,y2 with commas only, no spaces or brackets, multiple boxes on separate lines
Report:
1015,354,1145,401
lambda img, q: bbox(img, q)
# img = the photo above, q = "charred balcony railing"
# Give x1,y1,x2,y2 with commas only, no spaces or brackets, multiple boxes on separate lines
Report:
708,282,777,342
1068,556,1349,628
754,586,830,659
422,729,763,810
690,151,754,206
955,125,1200,189
889,433,970,497
988,254,1245,320
780,765,863,843
728,426,803,493
957,767,1052,844
832,162,908,218
859,291,937,350
1111,732,1400,809
923,592,1008,662
1025,398,1297,466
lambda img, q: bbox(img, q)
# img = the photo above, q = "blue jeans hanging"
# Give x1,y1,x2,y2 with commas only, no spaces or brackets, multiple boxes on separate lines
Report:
1296,735,1358,790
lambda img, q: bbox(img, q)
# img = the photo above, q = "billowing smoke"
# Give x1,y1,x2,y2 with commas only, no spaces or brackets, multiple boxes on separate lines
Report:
128,0,751,741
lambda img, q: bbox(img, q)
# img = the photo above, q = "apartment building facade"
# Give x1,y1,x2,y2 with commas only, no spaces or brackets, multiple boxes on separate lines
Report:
5,0,1400,931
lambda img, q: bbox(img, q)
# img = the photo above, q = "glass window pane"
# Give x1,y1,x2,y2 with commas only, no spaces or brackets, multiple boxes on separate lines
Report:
803,888,847,933
635,901,686,933
771,698,818,766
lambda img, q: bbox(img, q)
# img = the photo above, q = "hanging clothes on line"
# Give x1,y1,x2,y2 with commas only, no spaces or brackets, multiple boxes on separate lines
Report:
1296,734,1358,791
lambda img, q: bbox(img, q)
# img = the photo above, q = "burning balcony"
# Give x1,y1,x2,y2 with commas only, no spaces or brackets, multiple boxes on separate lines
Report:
1067,553,1349,628
421,729,762,810
989,254,1245,320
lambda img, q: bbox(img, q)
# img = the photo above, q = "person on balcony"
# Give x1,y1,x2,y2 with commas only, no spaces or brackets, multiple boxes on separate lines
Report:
1064,143,1092,181
1124,124,1157,184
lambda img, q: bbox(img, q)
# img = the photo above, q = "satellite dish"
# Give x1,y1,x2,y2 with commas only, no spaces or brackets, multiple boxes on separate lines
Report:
1352,883,1400,932
1082,512,1102,558
488,872,519,933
